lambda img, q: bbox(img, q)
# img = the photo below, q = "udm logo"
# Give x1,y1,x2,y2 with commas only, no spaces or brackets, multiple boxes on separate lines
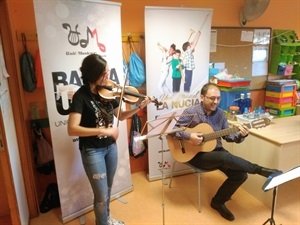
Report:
62,23,106,52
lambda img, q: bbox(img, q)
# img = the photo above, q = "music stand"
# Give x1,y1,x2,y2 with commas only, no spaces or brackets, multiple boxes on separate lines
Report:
136,109,196,225
262,165,300,225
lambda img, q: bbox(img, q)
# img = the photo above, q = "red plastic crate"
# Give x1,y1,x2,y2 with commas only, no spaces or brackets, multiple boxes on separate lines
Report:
265,96,294,104
216,78,251,87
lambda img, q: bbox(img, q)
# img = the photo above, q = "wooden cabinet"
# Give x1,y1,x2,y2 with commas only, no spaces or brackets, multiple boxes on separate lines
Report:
226,116,300,208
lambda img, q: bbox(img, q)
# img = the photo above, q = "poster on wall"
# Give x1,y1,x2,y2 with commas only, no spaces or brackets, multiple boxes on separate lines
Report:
145,6,213,180
33,0,132,223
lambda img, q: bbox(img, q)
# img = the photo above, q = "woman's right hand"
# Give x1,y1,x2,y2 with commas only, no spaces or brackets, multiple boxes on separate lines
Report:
105,127,119,141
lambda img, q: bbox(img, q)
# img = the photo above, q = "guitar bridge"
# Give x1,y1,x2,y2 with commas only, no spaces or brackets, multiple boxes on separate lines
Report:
178,140,185,154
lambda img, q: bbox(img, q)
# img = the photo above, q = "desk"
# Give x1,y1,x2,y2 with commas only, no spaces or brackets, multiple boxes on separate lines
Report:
223,115,300,207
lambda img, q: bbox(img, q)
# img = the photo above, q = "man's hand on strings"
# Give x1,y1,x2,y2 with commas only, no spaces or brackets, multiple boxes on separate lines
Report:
189,132,204,146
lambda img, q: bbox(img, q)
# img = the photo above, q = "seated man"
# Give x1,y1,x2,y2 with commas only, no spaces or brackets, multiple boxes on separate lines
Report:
170,82,281,221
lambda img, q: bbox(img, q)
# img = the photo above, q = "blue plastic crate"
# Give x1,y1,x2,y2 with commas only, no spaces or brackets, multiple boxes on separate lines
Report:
266,85,295,92
219,90,248,111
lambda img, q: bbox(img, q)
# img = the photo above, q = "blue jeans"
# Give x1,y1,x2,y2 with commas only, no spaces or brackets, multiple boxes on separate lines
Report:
80,143,118,225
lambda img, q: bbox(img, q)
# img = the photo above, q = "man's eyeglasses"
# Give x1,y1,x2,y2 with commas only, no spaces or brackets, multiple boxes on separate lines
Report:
205,96,222,102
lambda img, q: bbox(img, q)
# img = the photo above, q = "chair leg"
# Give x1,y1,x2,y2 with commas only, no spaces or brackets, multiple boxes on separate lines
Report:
169,162,203,212
169,162,211,213
197,172,201,213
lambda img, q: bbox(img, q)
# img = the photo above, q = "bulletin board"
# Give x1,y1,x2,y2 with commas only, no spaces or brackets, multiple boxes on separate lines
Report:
210,27,272,90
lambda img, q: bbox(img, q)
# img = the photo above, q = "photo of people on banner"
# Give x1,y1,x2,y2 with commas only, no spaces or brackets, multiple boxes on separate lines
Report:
157,30,201,94
155,13,210,96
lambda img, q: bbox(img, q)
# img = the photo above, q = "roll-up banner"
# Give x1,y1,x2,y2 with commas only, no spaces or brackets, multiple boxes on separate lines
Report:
144,6,213,180
33,0,132,222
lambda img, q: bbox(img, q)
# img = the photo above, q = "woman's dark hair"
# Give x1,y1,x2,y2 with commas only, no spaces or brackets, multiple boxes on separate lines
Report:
80,54,107,85
201,82,219,95
80,54,110,127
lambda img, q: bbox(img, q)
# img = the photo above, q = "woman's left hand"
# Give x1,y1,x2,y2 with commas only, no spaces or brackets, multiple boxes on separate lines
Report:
139,96,151,109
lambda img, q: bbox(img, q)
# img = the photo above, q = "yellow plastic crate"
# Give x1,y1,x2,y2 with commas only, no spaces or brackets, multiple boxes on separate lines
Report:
265,91,294,98
265,101,294,109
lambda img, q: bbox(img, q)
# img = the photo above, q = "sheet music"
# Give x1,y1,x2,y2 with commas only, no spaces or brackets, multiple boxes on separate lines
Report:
143,108,184,139
141,108,196,139
262,165,300,191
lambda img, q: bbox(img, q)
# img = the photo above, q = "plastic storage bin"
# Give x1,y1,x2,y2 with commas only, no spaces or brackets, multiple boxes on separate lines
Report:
265,91,294,98
216,78,251,87
265,96,294,104
219,90,248,111
266,85,295,92
268,107,296,117
264,82,297,117
265,102,294,109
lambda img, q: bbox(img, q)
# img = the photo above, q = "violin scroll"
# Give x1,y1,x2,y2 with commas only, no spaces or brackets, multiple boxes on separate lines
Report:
148,96,163,107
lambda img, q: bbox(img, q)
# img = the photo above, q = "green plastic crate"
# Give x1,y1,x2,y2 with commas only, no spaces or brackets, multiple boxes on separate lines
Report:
268,107,296,117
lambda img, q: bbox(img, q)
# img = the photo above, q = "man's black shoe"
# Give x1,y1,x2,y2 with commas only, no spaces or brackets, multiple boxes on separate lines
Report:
259,167,283,178
210,199,235,221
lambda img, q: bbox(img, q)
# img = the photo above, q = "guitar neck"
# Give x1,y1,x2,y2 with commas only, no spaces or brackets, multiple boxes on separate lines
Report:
202,118,270,142
203,121,252,141
202,126,240,141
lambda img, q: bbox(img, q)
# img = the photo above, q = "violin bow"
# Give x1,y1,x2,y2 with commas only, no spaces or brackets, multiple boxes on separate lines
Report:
116,67,129,127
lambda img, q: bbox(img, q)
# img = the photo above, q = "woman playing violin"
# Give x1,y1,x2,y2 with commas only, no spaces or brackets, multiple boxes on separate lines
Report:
68,53,150,225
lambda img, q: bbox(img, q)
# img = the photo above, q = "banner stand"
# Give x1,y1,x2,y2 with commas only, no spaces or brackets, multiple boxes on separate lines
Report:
145,7,213,181
33,1,132,223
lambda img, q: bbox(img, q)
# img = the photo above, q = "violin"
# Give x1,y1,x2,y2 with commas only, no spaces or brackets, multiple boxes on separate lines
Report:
98,79,162,107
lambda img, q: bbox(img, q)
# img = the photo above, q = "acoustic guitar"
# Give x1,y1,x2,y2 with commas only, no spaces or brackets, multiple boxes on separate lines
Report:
167,118,271,162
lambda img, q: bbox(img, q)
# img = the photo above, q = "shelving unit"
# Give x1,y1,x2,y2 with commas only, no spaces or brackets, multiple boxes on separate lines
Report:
269,30,300,78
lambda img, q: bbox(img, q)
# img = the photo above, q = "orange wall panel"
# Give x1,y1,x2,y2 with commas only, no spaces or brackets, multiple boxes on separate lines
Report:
6,0,300,172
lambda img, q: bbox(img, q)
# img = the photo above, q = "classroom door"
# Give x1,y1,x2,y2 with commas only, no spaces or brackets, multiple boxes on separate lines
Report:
0,2,30,223
0,110,18,225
